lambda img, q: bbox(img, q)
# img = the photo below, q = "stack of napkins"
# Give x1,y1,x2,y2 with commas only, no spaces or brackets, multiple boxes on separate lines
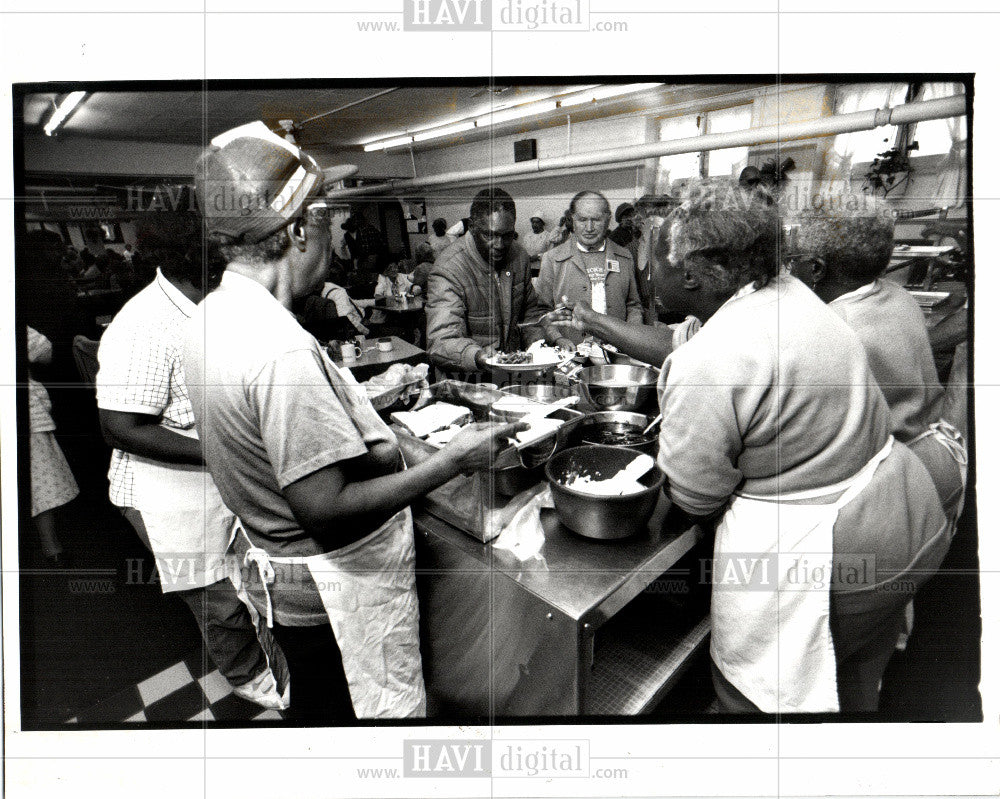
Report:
391,402,472,439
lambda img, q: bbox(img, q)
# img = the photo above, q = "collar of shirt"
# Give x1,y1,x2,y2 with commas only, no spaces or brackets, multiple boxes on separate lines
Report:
830,280,878,305
218,269,294,315
154,268,197,318
576,239,607,254
716,279,763,315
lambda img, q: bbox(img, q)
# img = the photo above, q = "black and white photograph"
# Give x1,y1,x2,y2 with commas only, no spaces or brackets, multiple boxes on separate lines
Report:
2,5,997,799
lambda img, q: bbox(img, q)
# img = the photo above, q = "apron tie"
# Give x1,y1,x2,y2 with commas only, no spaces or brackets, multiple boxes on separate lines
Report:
908,419,967,467
242,546,276,629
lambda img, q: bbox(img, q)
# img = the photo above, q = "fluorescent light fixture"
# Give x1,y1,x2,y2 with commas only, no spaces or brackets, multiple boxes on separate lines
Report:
475,100,559,127
558,83,663,108
360,84,659,151
363,134,415,152
43,91,86,136
412,121,475,143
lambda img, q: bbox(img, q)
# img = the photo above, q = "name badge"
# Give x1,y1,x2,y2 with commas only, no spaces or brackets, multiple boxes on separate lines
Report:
608,260,620,273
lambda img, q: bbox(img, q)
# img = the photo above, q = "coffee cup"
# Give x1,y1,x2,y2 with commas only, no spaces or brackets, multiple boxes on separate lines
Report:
377,337,394,353
340,341,363,361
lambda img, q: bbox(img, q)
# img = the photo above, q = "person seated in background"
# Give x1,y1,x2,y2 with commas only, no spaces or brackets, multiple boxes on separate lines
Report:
427,217,451,256
61,246,82,278
96,218,284,710
79,249,101,281
521,212,550,266
408,241,436,295
299,263,372,342
789,197,967,527
426,187,544,375
536,190,643,350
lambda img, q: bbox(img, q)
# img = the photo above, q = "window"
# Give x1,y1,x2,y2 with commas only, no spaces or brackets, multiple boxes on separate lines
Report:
704,105,752,177
910,83,966,156
656,114,701,192
656,105,753,192
828,83,909,175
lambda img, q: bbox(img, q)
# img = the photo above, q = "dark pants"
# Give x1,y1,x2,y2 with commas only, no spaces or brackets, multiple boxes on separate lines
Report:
270,622,357,722
710,660,763,714
709,602,909,714
175,582,268,687
124,507,266,686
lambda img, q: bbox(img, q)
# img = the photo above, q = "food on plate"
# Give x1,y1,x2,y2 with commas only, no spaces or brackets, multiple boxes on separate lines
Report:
488,341,571,369
493,351,533,365
391,402,472,439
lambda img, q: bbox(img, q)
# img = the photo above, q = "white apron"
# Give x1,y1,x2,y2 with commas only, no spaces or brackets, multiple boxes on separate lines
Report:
129,436,233,593
710,437,894,713
236,508,426,719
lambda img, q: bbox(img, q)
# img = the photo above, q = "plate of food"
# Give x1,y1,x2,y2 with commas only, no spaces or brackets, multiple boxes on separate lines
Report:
484,342,575,373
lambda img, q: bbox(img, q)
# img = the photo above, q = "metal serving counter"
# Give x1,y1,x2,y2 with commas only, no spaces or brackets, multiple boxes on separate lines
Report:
414,503,709,718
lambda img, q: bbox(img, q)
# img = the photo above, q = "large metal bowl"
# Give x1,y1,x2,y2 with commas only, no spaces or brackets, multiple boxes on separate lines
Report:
574,411,657,454
500,383,577,404
574,364,659,413
545,445,665,540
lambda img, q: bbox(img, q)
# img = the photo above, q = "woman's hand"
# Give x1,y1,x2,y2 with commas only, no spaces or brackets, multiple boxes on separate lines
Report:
440,421,529,473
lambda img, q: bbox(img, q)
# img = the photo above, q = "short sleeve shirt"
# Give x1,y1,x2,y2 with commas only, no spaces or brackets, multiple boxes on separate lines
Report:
96,269,197,507
183,271,398,559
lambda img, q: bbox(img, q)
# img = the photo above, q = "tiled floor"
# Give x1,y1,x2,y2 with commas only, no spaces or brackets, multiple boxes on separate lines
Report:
66,649,284,725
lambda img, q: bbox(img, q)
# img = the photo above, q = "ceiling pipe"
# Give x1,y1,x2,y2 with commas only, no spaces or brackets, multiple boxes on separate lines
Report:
297,87,400,127
326,94,966,199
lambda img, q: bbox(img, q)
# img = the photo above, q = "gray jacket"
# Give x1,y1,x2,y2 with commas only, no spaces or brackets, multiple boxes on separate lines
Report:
536,237,644,324
426,234,543,373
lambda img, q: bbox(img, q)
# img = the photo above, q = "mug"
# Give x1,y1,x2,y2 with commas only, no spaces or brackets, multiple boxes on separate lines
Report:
377,337,394,353
339,341,363,361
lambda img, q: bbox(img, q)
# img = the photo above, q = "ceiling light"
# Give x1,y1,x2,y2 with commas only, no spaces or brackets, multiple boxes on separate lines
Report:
359,84,657,151
43,91,87,136
412,121,475,143
558,83,663,109
363,134,415,152
475,100,559,127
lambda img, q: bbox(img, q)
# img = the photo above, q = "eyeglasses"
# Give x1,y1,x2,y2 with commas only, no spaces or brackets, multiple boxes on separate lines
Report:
303,202,331,225
474,227,516,245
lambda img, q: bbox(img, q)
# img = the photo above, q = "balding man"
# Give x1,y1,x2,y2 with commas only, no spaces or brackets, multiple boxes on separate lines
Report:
536,190,643,348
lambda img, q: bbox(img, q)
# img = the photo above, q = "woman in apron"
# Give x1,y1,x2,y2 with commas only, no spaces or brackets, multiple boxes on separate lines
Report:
652,182,950,713
789,198,967,526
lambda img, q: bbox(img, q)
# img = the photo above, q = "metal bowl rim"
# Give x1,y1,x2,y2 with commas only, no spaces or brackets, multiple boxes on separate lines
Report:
544,445,665,500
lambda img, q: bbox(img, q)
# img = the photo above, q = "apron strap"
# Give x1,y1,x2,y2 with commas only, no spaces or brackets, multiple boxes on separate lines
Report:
238,528,277,629
908,419,968,467
739,437,895,504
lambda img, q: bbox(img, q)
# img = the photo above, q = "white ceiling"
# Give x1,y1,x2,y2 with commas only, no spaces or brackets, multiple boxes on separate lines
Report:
22,83,767,153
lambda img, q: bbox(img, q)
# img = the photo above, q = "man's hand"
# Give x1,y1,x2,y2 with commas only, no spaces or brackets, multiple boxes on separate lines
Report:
440,421,529,473
545,295,602,332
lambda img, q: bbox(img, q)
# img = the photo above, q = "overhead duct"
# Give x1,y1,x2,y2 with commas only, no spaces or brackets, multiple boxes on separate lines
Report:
326,95,966,199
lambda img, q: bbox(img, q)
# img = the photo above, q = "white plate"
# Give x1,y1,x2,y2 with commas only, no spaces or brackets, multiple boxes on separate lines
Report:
485,350,575,372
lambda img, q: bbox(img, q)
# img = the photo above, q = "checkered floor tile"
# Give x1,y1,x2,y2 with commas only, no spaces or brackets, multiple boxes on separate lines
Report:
65,650,286,725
